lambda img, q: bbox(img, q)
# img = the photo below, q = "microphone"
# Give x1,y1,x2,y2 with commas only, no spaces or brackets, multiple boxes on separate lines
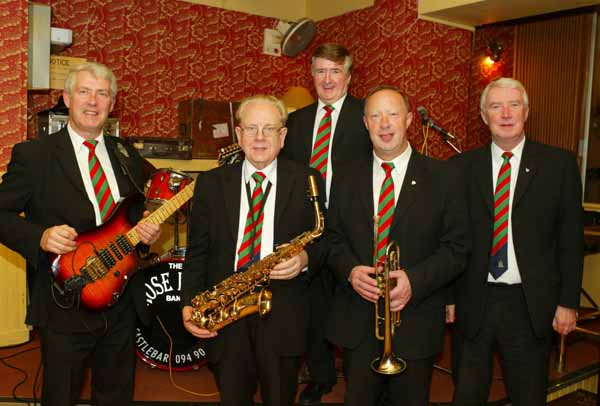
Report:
416,106,456,140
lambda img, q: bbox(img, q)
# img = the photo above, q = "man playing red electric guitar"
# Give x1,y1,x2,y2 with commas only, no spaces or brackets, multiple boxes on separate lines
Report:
0,62,160,406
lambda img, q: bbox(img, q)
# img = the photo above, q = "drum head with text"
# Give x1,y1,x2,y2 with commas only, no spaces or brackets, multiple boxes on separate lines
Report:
135,257,207,371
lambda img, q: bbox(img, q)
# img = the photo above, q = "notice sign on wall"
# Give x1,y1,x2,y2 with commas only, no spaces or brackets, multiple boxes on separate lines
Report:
50,55,86,90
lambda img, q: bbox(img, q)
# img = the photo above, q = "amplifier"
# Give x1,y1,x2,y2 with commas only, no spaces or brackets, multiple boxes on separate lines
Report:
126,137,193,160
37,112,120,138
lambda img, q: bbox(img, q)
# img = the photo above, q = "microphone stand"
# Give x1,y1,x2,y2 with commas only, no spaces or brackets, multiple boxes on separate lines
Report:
424,123,462,154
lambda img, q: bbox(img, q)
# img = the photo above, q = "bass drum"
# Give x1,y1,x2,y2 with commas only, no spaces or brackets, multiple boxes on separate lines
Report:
135,255,207,371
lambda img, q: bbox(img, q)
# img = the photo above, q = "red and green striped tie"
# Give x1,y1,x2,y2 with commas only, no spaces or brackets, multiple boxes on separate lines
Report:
375,162,396,264
83,140,116,223
490,151,513,279
309,105,334,180
236,171,267,271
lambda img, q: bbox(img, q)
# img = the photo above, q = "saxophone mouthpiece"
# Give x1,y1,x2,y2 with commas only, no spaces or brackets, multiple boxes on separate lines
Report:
308,175,319,200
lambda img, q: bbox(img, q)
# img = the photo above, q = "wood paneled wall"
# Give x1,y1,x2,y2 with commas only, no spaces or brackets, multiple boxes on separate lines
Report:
514,12,595,154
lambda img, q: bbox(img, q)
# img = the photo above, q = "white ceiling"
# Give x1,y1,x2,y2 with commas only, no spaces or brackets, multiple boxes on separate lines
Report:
419,0,600,31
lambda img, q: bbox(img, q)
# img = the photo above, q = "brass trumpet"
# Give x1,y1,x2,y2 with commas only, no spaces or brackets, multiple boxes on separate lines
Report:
371,216,406,375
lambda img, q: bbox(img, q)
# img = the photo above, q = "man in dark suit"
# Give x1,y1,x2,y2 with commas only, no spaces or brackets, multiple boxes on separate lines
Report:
281,43,371,405
325,86,469,406
0,62,160,406
451,77,583,406
182,95,327,406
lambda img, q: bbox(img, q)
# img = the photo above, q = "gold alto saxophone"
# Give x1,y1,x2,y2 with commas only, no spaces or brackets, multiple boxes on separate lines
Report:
189,175,324,332
371,216,406,375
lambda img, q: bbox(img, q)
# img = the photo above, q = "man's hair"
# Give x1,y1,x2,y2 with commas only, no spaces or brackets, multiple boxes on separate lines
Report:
64,62,118,99
311,43,353,74
365,85,411,113
480,77,529,112
236,95,288,126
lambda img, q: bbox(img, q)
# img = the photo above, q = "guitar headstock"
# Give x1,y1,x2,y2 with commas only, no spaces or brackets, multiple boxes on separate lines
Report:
217,143,244,167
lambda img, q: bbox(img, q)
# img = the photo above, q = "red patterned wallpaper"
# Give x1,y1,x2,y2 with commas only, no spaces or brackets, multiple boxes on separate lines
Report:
466,24,515,151
0,0,28,169
25,0,475,160
313,0,473,159
1,0,511,169
28,0,311,141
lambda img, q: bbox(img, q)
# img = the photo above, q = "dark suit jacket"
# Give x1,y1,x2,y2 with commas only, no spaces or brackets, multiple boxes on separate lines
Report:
181,158,327,362
326,151,470,360
281,94,372,200
452,139,584,339
0,127,150,333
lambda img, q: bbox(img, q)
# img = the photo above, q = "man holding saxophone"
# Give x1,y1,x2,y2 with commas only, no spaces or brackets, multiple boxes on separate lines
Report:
181,95,327,406
325,86,469,406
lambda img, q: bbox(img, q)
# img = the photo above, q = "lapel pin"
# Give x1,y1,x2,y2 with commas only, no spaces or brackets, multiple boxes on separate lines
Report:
525,167,530,173
411,180,416,186
117,143,130,158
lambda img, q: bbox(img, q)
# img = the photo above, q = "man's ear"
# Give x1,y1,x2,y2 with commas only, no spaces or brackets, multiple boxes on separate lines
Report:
63,90,71,108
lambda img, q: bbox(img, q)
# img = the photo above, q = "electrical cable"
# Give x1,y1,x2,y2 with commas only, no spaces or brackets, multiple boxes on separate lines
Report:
0,345,40,406
156,315,219,398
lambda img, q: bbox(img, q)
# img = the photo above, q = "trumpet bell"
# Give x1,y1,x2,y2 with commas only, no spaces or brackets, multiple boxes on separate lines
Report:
370,353,407,375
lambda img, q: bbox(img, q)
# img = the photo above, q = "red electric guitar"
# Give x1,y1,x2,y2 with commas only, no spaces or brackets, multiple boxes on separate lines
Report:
50,181,195,311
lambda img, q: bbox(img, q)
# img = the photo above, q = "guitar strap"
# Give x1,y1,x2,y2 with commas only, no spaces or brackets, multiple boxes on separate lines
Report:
110,138,146,195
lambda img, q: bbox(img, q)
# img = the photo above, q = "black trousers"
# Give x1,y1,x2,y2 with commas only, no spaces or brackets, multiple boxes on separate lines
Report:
342,337,435,406
39,307,137,406
210,316,301,406
306,270,337,384
453,284,552,406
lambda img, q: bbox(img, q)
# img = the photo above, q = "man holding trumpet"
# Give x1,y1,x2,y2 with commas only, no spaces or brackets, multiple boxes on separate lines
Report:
325,86,469,406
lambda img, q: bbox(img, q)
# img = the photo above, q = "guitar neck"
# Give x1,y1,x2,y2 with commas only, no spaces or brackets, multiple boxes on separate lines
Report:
126,181,195,245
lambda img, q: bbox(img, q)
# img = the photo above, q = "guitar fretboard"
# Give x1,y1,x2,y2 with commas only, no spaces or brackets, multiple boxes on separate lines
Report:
126,181,195,245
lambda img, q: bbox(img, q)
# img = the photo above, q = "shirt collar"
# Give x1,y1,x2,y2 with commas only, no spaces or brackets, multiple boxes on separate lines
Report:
243,158,277,185
67,123,106,151
373,144,412,170
491,136,525,164
317,94,347,113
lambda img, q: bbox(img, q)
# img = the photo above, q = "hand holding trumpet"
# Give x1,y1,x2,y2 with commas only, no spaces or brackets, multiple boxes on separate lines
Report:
349,265,412,311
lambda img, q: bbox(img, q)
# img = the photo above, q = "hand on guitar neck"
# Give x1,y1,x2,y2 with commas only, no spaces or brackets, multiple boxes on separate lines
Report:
133,210,161,245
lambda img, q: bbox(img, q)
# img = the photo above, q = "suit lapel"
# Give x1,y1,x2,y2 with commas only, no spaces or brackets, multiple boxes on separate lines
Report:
331,96,352,154
51,129,89,201
223,164,243,242
105,137,135,197
274,160,296,232
513,139,536,208
474,146,494,215
390,151,421,234
359,156,375,234
302,104,318,160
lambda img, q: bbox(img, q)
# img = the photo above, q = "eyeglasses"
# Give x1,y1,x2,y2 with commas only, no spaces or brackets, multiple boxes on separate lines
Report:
239,125,282,138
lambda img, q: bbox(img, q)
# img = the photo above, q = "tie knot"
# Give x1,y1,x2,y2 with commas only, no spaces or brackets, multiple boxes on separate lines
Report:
83,140,98,152
502,151,513,161
381,162,395,174
324,105,334,114
252,171,266,186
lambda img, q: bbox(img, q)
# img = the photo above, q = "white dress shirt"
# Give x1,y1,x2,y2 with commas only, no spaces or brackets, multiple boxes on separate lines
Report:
487,137,526,284
68,124,121,226
233,159,278,271
372,145,412,214
312,94,347,204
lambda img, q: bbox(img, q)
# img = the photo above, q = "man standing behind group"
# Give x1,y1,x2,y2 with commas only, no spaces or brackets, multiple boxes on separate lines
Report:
452,77,583,406
281,43,371,405
326,86,469,406
0,62,160,405
182,95,327,406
